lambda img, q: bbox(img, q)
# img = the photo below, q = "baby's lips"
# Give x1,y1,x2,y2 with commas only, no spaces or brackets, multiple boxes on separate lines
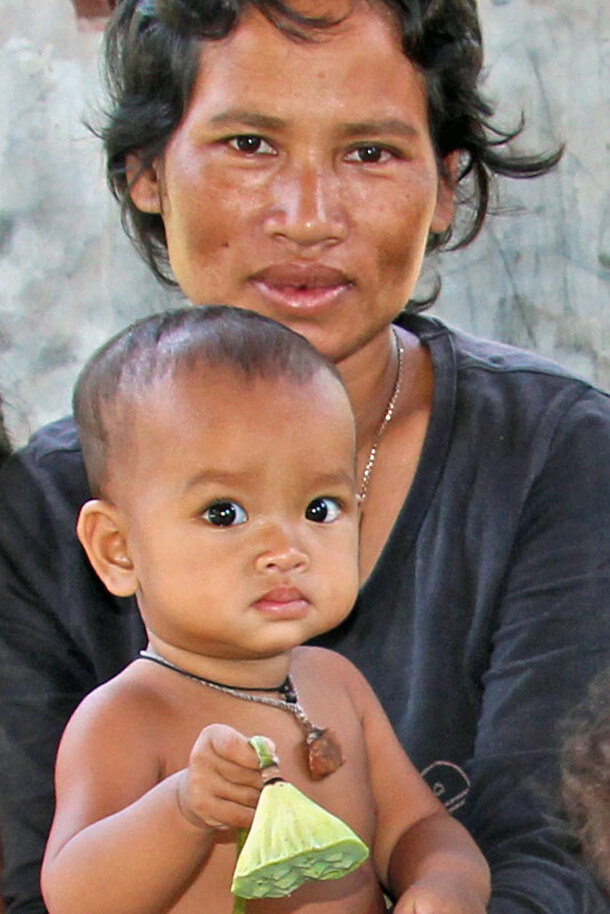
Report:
257,586,307,603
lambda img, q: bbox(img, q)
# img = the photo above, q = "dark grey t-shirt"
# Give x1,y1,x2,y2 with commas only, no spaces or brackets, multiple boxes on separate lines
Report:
1,314,610,912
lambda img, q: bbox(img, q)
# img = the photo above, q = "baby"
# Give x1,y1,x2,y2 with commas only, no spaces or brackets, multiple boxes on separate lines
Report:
41,306,490,914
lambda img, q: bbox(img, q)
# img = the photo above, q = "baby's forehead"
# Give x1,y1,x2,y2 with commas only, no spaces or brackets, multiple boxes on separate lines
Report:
103,361,356,492
122,359,337,405
108,360,352,441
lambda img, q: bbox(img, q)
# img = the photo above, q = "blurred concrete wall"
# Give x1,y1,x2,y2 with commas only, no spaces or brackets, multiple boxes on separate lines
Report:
1,0,609,446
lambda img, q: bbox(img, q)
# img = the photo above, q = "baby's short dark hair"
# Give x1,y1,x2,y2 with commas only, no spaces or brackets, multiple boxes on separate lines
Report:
73,305,344,496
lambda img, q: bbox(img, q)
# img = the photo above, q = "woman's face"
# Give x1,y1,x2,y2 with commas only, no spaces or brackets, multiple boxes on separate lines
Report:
130,3,454,362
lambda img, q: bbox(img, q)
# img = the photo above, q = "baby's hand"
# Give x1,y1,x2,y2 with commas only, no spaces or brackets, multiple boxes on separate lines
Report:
394,876,488,914
176,724,278,833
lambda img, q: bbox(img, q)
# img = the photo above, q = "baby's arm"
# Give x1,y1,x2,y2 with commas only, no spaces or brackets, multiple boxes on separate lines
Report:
339,654,490,913
41,685,271,914
387,816,490,914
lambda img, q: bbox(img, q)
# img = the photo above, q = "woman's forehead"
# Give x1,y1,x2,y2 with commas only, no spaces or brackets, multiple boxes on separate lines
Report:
197,2,402,73
186,4,420,128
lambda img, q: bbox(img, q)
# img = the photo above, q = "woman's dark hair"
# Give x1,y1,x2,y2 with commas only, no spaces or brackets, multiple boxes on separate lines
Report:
98,0,562,302
0,397,12,464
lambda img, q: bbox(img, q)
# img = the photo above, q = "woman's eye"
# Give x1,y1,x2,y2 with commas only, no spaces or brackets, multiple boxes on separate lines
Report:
305,497,342,524
202,501,248,527
228,135,275,156
345,145,392,164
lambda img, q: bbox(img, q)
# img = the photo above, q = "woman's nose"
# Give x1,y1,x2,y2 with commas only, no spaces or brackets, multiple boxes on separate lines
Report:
263,161,349,249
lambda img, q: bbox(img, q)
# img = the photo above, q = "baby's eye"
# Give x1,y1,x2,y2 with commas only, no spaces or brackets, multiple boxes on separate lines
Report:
345,144,393,165
202,501,248,527
227,135,275,156
305,497,342,524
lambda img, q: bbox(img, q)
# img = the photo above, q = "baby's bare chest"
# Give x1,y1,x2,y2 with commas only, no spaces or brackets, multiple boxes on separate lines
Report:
151,682,383,913
161,682,374,832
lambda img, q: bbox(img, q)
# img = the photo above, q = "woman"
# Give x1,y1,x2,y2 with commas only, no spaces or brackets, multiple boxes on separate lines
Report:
0,398,9,914
0,401,10,465
1,1,609,911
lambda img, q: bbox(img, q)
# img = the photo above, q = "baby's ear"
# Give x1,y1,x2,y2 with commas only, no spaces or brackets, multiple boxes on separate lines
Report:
76,500,137,597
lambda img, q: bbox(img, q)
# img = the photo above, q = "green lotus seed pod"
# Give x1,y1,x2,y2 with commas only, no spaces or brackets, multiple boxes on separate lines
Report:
231,778,369,899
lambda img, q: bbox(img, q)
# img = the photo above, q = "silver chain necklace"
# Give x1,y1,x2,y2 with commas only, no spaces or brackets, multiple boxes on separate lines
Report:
139,648,345,779
358,326,404,506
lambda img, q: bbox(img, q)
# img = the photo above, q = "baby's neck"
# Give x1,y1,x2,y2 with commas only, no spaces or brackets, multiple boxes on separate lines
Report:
143,639,293,693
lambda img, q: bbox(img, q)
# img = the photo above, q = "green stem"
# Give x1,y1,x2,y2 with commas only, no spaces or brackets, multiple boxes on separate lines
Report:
232,895,246,914
248,735,277,770
232,827,248,914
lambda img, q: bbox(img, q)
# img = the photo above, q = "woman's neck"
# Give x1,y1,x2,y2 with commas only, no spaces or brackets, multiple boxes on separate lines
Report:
337,327,400,450
336,323,434,583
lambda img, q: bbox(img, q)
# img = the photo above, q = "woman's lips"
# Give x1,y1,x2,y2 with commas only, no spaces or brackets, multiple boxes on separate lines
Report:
252,587,311,618
250,264,353,313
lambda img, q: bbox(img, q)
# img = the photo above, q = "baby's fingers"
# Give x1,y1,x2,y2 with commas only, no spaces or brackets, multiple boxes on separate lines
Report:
199,726,278,788
178,725,279,832
177,768,260,831
202,724,276,773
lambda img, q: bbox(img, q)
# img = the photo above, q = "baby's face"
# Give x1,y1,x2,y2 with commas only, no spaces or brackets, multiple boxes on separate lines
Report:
106,366,359,663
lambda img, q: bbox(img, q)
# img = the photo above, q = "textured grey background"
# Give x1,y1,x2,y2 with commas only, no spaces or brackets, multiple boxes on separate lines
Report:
1,0,609,447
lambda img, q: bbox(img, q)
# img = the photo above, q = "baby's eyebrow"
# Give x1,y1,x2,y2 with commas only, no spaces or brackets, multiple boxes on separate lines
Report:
309,471,356,490
183,468,248,492
183,468,355,494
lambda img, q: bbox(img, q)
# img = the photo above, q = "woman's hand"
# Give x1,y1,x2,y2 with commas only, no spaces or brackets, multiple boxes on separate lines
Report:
176,724,278,833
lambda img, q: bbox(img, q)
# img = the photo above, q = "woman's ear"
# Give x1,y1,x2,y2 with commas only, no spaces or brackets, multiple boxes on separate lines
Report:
126,154,163,214
76,500,138,598
431,149,461,234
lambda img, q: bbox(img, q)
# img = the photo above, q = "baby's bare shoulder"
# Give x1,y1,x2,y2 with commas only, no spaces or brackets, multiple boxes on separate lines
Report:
291,646,373,699
292,644,356,674
63,661,169,747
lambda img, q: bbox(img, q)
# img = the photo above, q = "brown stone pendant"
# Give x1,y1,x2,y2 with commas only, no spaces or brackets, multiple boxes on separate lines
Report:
306,727,345,780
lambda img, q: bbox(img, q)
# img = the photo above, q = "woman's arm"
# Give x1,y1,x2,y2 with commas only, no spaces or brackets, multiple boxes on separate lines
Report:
0,421,145,913
460,386,610,912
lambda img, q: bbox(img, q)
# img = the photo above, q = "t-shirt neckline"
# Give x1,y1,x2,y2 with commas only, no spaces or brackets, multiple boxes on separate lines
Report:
360,314,456,596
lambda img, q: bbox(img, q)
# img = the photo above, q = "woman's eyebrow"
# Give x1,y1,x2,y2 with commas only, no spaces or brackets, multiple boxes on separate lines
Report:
338,119,419,139
206,111,419,140
208,110,286,131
